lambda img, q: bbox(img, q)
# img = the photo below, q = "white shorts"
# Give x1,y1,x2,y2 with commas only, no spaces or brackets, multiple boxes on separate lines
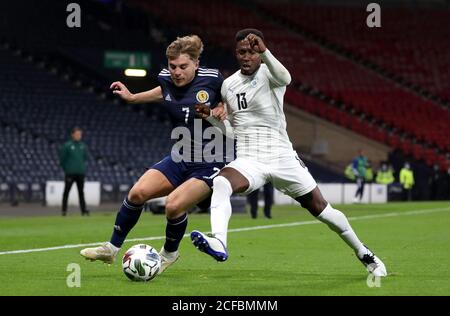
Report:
225,155,317,199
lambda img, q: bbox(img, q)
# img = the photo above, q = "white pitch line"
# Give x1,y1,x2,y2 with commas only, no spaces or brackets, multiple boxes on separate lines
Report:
1,206,449,256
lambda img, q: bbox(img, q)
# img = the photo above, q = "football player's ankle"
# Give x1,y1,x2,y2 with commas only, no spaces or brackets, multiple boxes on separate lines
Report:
213,233,227,247
161,247,178,259
108,242,120,254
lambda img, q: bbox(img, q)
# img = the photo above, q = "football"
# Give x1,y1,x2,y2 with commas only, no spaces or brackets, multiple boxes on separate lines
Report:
122,244,161,282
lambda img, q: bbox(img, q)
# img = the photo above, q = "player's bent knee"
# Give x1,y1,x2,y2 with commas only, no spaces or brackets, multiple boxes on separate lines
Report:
315,199,328,214
310,188,328,216
165,196,185,219
309,201,328,217
218,169,249,193
213,176,233,193
128,186,149,205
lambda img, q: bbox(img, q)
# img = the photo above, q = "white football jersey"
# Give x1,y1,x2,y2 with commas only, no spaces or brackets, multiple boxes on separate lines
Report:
221,64,295,161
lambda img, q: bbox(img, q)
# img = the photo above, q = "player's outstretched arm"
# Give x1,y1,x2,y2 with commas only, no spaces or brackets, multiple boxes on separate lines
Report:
195,103,211,119
246,34,291,86
195,103,227,121
110,81,163,104
195,103,234,139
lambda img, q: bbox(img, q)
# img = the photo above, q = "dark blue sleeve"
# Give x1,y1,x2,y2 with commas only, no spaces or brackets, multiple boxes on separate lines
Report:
158,67,176,96
157,74,169,96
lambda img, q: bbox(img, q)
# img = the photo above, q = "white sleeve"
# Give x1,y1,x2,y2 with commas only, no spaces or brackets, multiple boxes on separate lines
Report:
205,116,235,139
220,80,235,116
260,49,291,86
220,80,227,102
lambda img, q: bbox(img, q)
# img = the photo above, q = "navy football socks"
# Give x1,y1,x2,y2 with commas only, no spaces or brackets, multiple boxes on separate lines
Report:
164,213,188,252
110,198,143,248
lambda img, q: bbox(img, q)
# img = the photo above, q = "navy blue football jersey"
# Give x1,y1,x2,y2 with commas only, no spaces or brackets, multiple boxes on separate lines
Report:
157,67,231,164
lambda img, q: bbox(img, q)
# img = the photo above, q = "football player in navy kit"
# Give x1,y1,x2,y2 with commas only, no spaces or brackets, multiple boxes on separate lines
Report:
80,35,231,274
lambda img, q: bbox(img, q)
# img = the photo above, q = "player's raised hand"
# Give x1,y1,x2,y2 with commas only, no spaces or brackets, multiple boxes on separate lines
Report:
110,81,134,102
195,104,211,119
211,102,227,121
246,33,267,54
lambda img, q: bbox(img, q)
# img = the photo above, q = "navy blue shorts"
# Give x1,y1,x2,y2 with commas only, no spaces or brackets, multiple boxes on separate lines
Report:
151,155,226,189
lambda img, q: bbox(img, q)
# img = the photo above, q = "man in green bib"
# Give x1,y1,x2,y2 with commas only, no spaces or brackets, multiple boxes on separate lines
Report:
59,127,90,216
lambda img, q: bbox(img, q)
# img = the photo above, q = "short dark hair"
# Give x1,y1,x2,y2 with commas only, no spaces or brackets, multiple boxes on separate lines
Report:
71,126,82,134
235,28,264,42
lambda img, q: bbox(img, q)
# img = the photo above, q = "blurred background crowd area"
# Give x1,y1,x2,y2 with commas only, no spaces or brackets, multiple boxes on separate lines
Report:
0,0,449,205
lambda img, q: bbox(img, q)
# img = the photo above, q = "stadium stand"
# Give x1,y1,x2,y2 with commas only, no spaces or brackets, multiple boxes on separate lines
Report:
0,0,177,203
254,2,450,101
0,47,173,194
131,0,449,171
0,0,448,204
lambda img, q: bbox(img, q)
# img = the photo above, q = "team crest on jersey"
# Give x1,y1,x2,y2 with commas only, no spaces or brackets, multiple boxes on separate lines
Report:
250,78,258,87
196,90,209,103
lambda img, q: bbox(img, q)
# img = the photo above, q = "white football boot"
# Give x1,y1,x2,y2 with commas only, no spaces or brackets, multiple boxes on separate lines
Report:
80,242,118,264
158,247,180,275
358,245,387,277
190,230,228,262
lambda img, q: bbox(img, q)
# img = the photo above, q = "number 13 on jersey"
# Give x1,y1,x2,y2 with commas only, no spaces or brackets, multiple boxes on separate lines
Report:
236,93,248,110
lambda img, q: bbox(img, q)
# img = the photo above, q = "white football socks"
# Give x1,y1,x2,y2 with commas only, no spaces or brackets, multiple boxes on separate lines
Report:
317,204,367,258
210,176,233,246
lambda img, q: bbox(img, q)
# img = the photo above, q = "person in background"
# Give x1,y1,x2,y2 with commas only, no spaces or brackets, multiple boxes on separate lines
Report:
352,149,368,203
365,160,374,183
429,164,443,200
247,182,274,219
399,162,414,201
344,163,355,181
375,162,395,185
59,127,90,216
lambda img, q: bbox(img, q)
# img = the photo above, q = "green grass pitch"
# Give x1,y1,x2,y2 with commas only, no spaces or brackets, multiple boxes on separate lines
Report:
0,201,449,296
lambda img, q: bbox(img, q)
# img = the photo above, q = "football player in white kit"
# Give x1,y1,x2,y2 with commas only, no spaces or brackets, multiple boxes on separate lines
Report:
191,29,387,277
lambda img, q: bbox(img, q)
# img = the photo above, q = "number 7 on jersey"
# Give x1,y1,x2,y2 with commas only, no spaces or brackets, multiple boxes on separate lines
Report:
182,107,190,124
